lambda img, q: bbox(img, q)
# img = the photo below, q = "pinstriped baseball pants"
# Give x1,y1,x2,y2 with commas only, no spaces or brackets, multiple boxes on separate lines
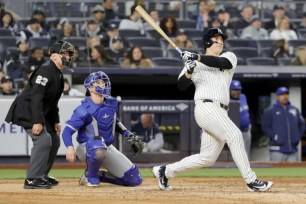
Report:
165,100,257,184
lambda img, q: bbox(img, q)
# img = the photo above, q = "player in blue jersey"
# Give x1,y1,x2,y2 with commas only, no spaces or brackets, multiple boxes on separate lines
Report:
62,71,143,187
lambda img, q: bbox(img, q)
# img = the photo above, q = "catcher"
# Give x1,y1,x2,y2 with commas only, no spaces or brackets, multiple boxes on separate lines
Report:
62,71,143,187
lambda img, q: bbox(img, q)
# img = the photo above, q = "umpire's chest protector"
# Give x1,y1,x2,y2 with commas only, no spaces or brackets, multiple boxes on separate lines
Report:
82,97,118,145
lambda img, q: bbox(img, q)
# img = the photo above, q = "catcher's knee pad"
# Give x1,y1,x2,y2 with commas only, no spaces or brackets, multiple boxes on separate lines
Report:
121,165,142,186
86,136,107,179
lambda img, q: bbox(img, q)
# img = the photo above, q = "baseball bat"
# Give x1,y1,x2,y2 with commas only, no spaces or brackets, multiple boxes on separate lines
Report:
135,5,182,55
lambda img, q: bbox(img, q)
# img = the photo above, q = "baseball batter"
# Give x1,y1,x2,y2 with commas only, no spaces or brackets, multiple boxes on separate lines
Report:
153,28,273,192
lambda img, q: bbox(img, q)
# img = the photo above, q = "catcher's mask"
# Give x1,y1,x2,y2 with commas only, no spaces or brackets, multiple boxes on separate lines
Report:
202,28,228,49
49,40,75,72
84,71,111,97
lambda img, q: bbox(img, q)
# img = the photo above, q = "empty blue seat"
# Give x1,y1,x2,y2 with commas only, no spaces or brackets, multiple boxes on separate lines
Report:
246,57,278,65
142,47,164,58
151,57,183,68
29,37,51,50
127,37,160,47
230,47,258,63
0,28,13,36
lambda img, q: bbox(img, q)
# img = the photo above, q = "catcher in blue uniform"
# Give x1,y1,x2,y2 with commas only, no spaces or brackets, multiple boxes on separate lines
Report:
62,71,143,187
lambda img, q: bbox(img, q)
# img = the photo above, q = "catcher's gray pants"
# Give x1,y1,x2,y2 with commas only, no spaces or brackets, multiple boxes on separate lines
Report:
25,123,60,178
76,144,133,178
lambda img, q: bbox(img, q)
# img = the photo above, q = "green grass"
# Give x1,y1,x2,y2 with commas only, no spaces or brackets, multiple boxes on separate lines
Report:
0,167,305,179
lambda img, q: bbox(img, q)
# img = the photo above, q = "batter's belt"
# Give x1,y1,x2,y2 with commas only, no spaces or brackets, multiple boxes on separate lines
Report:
202,99,229,111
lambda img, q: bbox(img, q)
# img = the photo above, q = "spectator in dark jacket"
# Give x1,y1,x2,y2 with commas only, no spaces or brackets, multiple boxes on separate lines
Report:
261,87,305,162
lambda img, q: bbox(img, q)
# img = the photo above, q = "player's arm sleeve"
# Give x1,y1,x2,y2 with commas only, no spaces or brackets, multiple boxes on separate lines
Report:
30,68,50,124
177,65,192,91
198,55,232,69
62,107,88,147
261,109,274,139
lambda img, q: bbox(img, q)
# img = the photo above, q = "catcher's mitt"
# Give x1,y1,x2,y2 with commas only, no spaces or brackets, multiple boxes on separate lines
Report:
126,133,144,157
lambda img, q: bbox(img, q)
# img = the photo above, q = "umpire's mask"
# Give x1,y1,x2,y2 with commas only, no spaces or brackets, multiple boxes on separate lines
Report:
49,41,75,72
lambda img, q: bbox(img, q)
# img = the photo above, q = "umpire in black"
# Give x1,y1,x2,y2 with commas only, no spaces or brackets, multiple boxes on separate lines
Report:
5,41,75,189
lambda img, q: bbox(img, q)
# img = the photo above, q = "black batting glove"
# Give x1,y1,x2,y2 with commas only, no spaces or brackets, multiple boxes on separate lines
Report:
180,51,198,61
185,60,196,74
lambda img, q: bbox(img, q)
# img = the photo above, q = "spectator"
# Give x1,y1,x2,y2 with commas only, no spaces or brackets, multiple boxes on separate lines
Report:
25,47,45,72
0,75,17,95
0,11,18,33
261,87,305,162
144,9,160,31
91,4,109,32
192,0,212,31
230,80,252,159
103,0,118,21
0,69,4,81
121,46,154,69
63,78,83,96
168,29,194,49
60,20,76,39
106,36,127,61
159,16,179,38
82,20,105,40
216,9,234,35
31,10,49,32
19,18,49,39
264,5,286,30
90,45,118,67
0,1,5,18
131,113,164,153
290,46,306,66
270,16,298,41
119,4,145,35
240,16,269,40
72,46,88,68
270,39,290,60
101,23,122,47
298,13,306,29
233,5,253,37
88,36,101,50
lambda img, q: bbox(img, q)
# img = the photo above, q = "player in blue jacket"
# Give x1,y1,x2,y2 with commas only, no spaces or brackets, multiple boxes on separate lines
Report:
261,87,305,162
62,71,143,187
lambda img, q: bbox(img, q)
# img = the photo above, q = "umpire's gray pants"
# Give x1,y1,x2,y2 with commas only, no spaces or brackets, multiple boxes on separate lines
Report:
25,123,60,178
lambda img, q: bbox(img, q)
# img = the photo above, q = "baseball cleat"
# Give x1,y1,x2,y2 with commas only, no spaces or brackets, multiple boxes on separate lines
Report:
152,166,172,191
247,179,273,192
45,175,59,186
24,178,52,189
79,174,88,185
87,177,100,187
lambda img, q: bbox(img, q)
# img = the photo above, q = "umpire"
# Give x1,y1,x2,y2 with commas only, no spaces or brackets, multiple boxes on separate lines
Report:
5,41,75,189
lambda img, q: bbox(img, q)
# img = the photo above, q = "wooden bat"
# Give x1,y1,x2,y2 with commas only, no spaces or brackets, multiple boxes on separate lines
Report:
135,5,182,55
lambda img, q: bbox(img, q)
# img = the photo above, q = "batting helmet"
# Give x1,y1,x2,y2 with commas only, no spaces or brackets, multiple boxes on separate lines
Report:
84,71,111,97
49,40,75,71
202,28,228,49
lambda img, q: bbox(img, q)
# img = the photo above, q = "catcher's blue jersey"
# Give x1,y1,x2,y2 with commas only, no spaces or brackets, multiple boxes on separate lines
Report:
63,97,118,146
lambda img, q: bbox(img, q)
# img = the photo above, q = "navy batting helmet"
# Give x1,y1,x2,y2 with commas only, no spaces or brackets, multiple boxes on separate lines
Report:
202,28,228,49
84,71,111,97
49,40,75,71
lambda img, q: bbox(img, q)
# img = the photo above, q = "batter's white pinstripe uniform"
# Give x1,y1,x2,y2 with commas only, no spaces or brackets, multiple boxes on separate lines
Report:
164,51,257,184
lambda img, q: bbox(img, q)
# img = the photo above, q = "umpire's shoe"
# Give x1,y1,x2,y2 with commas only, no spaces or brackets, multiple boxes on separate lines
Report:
45,176,59,186
247,179,273,192
152,166,172,191
24,178,52,189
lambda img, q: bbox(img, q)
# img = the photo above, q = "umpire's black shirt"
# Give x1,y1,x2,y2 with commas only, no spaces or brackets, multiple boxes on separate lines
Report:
5,60,64,129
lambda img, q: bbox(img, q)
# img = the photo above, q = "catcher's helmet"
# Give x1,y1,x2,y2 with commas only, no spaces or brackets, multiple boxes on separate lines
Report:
49,40,75,71
202,28,228,49
84,71,111,97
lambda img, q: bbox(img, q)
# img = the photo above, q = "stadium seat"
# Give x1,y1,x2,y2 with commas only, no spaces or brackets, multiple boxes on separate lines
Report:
260,48,273,57
257,39,274,51
49,29,62,41
146,30,160,39
0,36,17,60
63,37,87,49
177,19,196,29
297,28,306,39
29,37,51,50
127,37,160,48
225,39,257,49
230,47,258,63
183,29,203,39
288,39,306,51
278,57,294,66
151,57,183,68
119,29,144,39
6,47,18,57
142,47,164,58
246,57,278,65
191,37,203,49
0,28,13,36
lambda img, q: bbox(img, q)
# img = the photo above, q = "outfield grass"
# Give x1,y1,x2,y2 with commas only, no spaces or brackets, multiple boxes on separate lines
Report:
0,167,305,179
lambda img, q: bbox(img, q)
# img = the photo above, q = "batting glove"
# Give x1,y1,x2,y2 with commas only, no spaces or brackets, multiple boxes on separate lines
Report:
180,51,198,61
185,60,196,74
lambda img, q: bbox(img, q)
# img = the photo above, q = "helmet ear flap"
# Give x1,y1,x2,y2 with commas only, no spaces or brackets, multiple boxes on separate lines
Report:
203,38,213,49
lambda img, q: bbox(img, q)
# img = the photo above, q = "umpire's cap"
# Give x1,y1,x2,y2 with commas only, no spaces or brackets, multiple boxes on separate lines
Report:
202,28,228,49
